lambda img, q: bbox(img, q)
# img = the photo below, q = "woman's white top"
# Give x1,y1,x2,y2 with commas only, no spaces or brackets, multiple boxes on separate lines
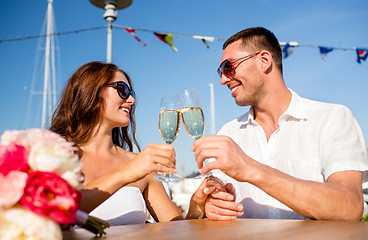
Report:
89,186,147,226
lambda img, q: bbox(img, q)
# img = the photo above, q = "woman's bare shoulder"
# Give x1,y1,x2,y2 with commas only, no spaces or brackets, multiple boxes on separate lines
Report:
121,149,138,160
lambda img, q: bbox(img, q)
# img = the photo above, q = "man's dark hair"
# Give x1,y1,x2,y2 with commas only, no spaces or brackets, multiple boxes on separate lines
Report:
223,27,283,73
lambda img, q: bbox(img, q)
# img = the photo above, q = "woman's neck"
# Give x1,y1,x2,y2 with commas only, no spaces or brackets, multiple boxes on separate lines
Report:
80,125,115,155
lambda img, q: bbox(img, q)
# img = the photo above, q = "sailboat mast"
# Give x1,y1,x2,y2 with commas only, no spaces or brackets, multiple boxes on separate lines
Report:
41,0,54,128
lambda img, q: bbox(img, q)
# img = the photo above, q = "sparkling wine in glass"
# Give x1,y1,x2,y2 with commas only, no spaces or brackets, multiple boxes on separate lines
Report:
180,89,209,178
181,106,205,140
156,94,181,182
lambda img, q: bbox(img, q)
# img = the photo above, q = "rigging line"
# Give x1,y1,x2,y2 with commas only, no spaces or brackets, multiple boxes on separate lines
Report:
291,43,356,51
0,26,106,43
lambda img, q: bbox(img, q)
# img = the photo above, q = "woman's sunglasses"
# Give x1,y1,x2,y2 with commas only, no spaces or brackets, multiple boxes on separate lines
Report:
106,81,136,100
217,52,260,78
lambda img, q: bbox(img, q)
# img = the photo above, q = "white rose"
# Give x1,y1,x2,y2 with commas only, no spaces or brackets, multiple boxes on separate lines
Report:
26,129,68,146
0,206,62,240
28,141,83,189
0,130,30,150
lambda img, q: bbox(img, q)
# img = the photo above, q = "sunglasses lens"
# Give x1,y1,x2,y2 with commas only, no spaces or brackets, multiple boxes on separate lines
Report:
217,67,222,77
117,82,130,99
221,60,234,77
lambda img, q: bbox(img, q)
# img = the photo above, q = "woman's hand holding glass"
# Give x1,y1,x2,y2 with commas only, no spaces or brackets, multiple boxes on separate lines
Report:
123,143,178,183
156,94,181,182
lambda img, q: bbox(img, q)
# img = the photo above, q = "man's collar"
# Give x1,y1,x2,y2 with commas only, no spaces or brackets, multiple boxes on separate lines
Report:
245,89,307,124
281,89,307,121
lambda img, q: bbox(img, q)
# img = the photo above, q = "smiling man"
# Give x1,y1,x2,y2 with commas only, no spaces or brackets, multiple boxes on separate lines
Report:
192,27,368,221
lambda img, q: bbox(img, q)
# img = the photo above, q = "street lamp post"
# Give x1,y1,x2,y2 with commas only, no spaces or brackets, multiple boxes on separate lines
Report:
89,0,132,63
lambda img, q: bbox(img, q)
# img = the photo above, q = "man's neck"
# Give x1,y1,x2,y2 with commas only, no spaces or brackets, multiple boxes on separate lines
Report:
253,88,292,141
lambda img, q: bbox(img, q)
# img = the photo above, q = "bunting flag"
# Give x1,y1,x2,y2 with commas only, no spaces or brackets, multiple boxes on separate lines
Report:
193,35,215,48
2,24,367,64
154,33,177,52
201,39,210,48
124,27,147,46
280,42,295,59
356,48,368,64
319,46,334,60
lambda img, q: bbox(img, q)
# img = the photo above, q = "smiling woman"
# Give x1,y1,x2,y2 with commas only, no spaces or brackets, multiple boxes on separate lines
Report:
50,61,138,149
48,61,181,225
47,61,223,226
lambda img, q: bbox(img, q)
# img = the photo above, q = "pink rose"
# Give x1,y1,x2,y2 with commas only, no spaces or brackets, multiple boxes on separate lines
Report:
0,143,29,176
0,171,28,208
20,171,81,224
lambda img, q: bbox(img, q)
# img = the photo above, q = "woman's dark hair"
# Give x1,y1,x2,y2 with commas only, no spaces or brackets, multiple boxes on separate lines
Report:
50,61,140,152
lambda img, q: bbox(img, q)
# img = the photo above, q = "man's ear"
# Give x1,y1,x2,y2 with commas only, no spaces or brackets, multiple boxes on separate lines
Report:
259,50,273,74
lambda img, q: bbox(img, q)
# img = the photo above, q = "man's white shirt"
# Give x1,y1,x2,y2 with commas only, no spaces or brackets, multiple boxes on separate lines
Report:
214,90,368,219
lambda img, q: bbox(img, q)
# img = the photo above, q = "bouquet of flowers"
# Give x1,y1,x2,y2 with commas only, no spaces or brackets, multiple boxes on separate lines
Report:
0,129,109,239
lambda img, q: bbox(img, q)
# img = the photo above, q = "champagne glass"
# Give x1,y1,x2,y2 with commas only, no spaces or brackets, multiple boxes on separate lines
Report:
180,89,208,178
156,94,181,182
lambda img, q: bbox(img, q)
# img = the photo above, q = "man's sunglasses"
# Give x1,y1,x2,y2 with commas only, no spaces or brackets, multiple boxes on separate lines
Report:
106,81,136,100
217,52,260,78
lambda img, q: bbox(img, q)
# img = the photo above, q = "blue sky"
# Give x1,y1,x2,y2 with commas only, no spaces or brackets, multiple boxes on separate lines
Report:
1,0,367,176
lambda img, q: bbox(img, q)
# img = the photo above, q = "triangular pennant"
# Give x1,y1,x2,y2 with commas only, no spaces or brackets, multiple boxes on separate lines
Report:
356,48,368,64
201,39,210,48
280,42,294,59
124,27,147,46
154,33,177,52
319,46,334,60
193,35,215,49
